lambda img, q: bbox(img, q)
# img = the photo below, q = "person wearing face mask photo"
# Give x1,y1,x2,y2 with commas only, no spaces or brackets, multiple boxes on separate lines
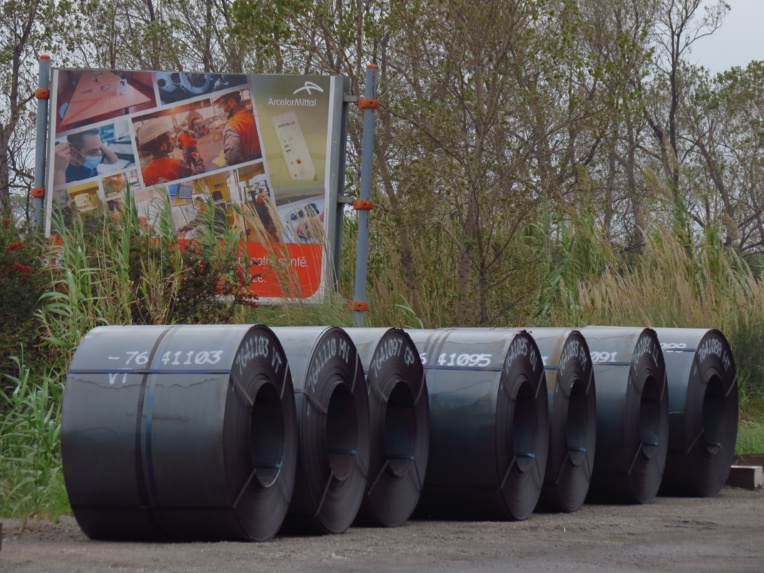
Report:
53,128,119,186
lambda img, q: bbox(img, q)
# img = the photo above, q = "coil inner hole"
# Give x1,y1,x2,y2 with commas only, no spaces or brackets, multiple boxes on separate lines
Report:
250,382,284,488
326,382,358,482
384,380,417,477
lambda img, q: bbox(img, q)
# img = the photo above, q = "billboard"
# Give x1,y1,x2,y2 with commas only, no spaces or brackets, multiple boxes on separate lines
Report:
45,69,348,302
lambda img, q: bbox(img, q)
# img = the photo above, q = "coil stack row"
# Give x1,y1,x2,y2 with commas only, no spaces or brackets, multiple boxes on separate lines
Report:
61,325,738,540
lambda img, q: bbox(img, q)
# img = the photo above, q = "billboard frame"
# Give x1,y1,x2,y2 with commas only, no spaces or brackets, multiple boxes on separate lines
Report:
40,67,355,305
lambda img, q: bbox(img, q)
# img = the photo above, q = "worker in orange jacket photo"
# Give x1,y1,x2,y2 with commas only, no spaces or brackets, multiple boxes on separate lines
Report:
177,126,206,174
138,117,192,186
213,92,262,166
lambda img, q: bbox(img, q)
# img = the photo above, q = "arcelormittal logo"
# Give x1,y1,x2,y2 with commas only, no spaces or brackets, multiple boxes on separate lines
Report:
293,81,324,95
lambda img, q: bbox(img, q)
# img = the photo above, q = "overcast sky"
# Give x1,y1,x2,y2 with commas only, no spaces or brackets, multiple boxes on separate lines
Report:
689,0,764,73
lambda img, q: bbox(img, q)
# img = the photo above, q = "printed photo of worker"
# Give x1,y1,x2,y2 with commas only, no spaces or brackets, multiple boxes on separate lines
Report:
169,173,235,240
210,89,263,167
102,169,141,201
171,193,228,240
52,119,136,187
55,70,156,131
133,113,203,187
102,169,143,220
235,164,281,243
129,185,168,233
133,95,250,187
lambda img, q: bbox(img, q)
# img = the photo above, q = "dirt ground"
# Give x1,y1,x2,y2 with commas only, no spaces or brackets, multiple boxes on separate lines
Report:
1,487,762,573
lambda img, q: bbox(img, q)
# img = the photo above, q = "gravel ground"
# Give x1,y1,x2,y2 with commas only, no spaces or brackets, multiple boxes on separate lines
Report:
1,487,763,573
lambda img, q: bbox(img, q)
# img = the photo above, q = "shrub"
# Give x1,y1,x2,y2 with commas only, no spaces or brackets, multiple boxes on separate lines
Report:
39,189,255,364
0,223,49,387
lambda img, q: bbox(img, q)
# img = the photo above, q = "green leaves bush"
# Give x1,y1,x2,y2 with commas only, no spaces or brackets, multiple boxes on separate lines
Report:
39,190,255,362
0,223,48,393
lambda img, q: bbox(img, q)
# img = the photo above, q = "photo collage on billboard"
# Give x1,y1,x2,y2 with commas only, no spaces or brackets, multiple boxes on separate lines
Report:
46,69,335,250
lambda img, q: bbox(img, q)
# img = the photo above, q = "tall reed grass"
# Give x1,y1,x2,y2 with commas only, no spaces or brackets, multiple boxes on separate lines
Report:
0,358,69,517
3,185,764,516
543,220,764,405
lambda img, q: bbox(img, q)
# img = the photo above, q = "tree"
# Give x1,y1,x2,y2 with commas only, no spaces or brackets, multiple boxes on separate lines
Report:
1,0,77,223
576,0,659,250
684,62,764,252
372,0,557,325
644,0,728,189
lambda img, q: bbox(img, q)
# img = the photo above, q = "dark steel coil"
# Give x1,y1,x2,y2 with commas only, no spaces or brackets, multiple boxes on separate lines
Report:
654,328,738,497
406,328,548,521
61,324,297,541
527,328,596,513
345,328,429,527
581,326,669,504
272,327,370,534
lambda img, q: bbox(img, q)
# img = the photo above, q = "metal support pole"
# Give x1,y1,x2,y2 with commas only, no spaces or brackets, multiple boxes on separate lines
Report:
333,77,353,292
32,55,51,227
352,64,379,326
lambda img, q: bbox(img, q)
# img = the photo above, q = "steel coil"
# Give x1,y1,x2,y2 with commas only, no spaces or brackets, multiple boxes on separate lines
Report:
61,324,297,541
581,326,669,504
272,327,370,534
406,328,548,521
345,328,429,527
527,328,596,513
654,328,738,497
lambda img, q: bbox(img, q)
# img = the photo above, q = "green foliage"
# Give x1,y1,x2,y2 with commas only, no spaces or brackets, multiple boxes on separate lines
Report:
543,220,764,408
0,357,68,517
1,192,259,517
0,223,48,389
729,318,764,404
536,205,613,325
736,406,764,455
40,191,254,363
245,294,355,327
231,0,306,46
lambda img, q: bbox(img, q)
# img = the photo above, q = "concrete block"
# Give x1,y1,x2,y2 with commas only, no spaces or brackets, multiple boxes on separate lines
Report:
727,465,763,490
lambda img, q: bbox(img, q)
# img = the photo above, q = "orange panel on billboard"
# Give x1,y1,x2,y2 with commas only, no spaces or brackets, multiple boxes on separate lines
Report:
244,242,323,298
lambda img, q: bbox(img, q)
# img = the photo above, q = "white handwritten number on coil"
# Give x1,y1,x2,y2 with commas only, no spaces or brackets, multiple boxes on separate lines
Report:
590,351,618,364
159,350,223,366
419,353,493,367
118,350,224,366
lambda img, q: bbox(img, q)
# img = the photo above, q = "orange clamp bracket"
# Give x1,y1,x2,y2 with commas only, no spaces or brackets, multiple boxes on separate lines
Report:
358,98,379,110
352,199,374,211
35,88,50,99
31,187,46,198
348,300,369,312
